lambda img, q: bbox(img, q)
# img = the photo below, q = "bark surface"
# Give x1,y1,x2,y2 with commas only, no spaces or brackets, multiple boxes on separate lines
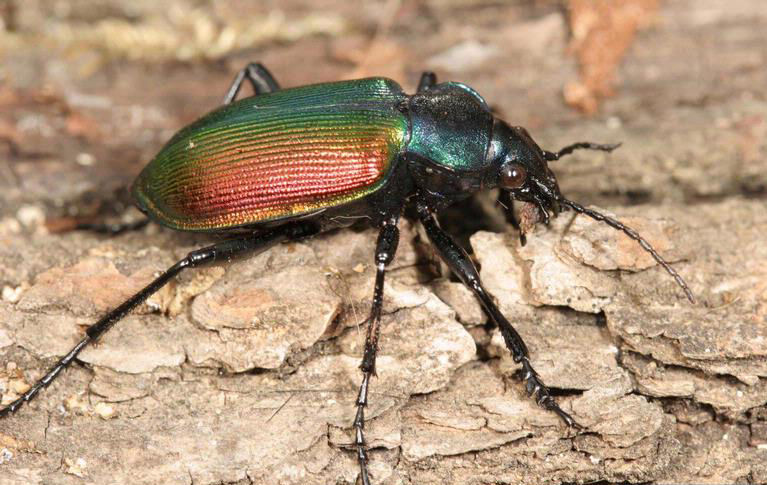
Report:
1,1,766,484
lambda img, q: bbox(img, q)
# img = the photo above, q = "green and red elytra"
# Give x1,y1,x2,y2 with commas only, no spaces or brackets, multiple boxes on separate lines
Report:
1,63,694,485
133,78,409,231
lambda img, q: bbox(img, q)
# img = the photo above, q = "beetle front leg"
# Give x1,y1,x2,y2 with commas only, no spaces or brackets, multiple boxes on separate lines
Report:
222,62,281,104
354,217,400,485
0,222,315,417
416,202,580,428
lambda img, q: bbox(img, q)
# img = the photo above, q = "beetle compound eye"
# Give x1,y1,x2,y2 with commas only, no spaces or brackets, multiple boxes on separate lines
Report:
501,163,527,189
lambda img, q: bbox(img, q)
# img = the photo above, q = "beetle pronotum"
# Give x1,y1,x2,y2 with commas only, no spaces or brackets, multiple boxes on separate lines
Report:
1,64,693,485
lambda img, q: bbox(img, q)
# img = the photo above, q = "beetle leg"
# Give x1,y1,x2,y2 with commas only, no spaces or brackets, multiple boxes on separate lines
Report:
354,217,400,485
416,202,580,429
0,222,316,417
542,142,621,161
222,62,281,104
416,71,437,92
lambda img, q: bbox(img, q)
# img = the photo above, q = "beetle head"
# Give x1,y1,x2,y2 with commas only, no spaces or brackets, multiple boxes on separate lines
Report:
487,120,695,303
488,120,562,225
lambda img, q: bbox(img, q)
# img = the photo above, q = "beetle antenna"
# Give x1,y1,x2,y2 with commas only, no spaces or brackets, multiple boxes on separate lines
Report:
558,198,695,304
543,142,622,161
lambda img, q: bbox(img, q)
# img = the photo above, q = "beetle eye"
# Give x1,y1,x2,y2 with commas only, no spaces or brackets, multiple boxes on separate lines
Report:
501,163,527,189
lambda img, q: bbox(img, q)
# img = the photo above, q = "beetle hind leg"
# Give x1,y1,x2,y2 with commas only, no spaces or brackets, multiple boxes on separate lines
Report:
0,222,316,417
353,217,400,485
416,201,580,429
223,62,281,104
519,356,580,428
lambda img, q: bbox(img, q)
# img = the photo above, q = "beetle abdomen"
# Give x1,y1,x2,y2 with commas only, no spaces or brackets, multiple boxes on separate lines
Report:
133,78,408,231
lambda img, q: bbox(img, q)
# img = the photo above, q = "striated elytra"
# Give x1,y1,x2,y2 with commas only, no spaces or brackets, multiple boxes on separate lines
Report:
132,77,411,231
1,63,694,485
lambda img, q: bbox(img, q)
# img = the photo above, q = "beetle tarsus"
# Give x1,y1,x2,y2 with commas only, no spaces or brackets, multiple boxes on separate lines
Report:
0,336,89,417
520,357,581,428
0,223,314,417
223,62,281,105
354,373,373,485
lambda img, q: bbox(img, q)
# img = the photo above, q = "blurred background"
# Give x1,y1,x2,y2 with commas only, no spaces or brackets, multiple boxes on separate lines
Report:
1,1,766,484
1,0,764,219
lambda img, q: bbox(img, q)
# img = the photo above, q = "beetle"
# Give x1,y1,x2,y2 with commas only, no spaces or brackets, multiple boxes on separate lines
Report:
1,63,693,485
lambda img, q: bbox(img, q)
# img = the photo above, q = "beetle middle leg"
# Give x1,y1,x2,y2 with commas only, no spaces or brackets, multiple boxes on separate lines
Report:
416,201,579,428
0,221,316,417
353,217,400,485
223,62,281,104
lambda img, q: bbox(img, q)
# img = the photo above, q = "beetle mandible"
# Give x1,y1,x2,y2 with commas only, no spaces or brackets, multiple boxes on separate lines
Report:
1,63,694,485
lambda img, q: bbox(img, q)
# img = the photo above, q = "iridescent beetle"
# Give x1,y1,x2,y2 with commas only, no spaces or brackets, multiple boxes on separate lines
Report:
1,64,694,485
